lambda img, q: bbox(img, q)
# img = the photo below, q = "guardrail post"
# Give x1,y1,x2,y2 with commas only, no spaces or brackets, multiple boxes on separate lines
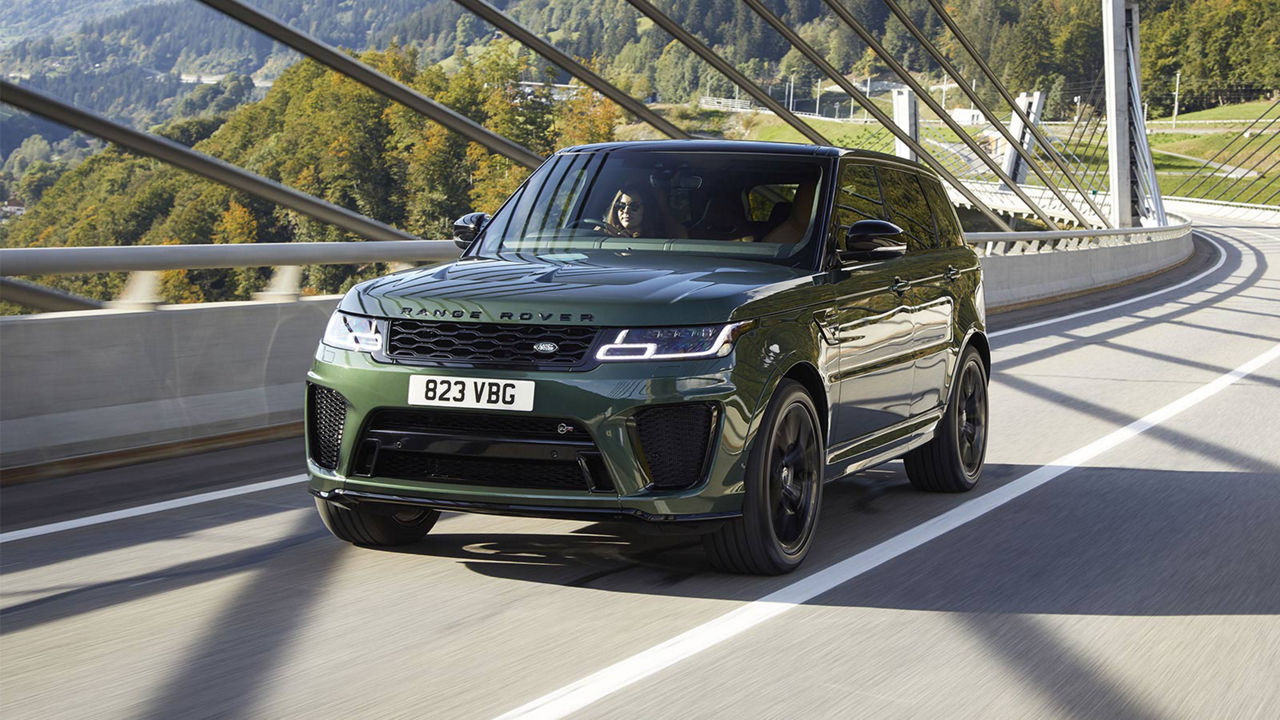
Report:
893,89,918,161
252,265,303,303
110,271,162,310
1002,91,1044,186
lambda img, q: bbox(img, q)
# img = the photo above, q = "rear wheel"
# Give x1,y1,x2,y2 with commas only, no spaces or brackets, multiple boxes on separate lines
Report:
904,346,988,492
704,380,824,575
314,498,439,546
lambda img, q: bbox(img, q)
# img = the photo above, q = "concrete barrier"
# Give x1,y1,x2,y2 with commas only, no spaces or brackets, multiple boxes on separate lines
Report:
0,228,1196,475
979,229,1194,309
0,296,338,471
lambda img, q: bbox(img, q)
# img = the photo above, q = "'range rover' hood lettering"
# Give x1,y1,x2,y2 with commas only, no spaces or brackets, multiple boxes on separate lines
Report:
340,253,819,326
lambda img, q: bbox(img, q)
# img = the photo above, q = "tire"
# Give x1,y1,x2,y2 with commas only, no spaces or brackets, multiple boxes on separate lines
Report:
704,379,824,575
314,498,439,547
904,346,989,493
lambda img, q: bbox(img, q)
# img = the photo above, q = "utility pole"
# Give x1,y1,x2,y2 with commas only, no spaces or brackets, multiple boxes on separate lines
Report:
815,79,821,115
1172,70,1181,129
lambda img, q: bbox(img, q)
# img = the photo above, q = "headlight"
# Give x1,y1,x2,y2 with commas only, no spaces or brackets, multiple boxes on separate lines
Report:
322,311,386,352
596,321,755,361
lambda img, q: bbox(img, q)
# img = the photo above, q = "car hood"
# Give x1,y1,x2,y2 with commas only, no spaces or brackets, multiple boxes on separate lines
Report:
338,251,824,326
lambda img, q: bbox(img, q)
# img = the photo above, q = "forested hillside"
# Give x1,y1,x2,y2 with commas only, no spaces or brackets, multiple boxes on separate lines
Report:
1,42,618,304
1,0,1276,310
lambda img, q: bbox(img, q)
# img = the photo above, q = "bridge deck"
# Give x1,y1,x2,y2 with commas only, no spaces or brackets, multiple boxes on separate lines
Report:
2,214,1278,719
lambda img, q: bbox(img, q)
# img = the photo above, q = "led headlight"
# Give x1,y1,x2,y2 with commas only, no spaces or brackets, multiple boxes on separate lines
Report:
321,311,386,352
596,321,755,361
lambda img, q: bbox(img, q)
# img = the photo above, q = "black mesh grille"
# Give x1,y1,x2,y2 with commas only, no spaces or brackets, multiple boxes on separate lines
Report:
373,452,589,491
307,384,346,470
634,403,717,489
368,409,591,441
386,320,598,368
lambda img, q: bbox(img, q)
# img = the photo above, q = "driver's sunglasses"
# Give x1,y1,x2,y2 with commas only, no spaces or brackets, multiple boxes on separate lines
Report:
614,201,643,211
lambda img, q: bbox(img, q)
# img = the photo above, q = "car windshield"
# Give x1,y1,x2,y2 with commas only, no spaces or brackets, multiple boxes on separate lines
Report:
475,149,828,267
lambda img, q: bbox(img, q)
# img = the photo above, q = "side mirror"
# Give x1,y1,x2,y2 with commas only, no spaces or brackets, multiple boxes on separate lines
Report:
839,219,906,263
452,212,490,249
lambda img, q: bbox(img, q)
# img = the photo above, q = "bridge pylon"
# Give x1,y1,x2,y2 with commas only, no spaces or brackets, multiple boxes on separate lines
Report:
1104,0,1167,227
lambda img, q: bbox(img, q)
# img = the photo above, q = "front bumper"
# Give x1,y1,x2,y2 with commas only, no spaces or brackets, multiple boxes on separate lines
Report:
305,345,761,519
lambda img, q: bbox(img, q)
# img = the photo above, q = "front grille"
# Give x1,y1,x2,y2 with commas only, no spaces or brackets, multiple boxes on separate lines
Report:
355,409,613,492
386,320,599,368
634,403,717,489
307,384,347,470
372,452,590,491
368,409,591,441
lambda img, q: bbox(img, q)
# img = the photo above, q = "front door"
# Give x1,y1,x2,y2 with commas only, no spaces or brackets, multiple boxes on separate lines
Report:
820,161,918,453
878,167,960,416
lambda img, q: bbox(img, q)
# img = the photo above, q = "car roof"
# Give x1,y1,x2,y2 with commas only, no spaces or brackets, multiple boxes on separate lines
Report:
557,139,931,174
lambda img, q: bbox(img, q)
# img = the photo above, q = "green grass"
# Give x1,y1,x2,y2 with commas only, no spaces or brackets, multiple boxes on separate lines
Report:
1151,99,1279,123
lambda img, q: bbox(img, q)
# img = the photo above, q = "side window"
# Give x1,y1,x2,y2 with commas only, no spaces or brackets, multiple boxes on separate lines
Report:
921,177,963,247
829,161,887,250
879,168,940,253
745,183,799,222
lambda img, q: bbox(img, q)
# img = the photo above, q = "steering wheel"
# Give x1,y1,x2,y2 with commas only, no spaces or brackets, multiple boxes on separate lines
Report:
564,217,620,234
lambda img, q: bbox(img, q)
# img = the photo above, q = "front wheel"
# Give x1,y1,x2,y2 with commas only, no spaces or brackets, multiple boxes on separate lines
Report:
904,346,989,492
314,498,439,546
704,380,824,575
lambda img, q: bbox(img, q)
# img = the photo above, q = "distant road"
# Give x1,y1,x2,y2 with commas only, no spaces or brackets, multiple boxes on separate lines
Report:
2,213,1278,720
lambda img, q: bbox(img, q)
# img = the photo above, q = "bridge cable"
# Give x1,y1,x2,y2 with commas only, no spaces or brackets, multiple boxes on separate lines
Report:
1169,97,1280,195
620,0,829,145
921,0,1113,227
0,81,426,244
448,0,689,140
815,0,1062,229
193,0,544,169
1209,131,1280,203
875,0,1098,228
1176,111,1280,199
738,0,1014,231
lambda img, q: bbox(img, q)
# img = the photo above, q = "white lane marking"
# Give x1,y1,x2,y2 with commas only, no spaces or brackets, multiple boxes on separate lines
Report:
0,475,307,544
495,341,1280,720
990,232,1227,339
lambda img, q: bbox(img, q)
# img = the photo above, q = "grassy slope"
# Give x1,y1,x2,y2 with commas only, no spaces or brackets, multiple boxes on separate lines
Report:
1152,99,1279,123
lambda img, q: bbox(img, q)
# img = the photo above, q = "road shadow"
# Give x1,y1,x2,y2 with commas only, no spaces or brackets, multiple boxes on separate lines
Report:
391,463,1280,617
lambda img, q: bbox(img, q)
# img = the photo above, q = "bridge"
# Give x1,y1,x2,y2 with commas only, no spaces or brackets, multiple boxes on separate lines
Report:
1,1,1278,717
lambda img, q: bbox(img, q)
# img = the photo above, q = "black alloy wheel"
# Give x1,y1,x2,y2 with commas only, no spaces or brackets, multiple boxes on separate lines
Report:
954,357,988,477
904,346,989,492
768,402,821,554
704,380,824,574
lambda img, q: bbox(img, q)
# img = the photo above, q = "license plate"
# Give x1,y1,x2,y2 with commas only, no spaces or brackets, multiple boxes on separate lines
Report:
407,375,535,412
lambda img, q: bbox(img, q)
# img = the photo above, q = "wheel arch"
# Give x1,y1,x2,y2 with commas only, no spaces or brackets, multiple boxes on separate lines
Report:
780,361,829,443
964,329,991,377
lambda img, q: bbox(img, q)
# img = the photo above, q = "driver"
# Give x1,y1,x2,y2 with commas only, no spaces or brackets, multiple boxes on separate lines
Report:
597,183,658,238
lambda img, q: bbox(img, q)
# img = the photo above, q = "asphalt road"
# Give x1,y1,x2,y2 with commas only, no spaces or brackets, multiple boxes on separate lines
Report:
2,212,1278,720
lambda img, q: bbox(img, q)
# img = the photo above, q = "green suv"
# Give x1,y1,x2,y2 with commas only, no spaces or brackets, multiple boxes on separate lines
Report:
307,140,989,574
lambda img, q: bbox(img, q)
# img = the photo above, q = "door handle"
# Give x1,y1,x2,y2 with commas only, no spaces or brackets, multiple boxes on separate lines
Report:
890,277,910,295
944,265,960,282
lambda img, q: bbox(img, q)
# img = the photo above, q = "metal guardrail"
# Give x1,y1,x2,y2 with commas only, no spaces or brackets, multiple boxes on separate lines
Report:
966,213,1191,256
1,215,1192,280
0,240,459,277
